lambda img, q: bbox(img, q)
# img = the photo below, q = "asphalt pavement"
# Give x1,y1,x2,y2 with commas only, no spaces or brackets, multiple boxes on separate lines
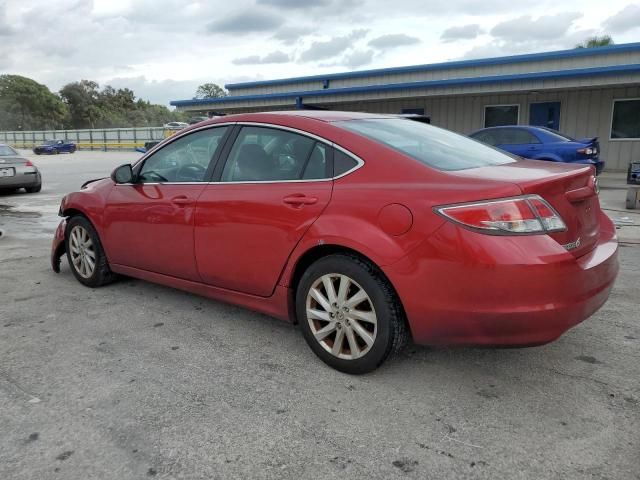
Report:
1,151,639,479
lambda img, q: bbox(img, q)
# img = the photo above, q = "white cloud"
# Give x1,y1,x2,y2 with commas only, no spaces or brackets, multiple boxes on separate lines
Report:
0,0,637,105
603,4,640,34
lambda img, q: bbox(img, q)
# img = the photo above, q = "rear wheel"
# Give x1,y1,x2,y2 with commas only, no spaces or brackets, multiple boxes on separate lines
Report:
25,183,41,193
65,216,115,287
296,254,408,374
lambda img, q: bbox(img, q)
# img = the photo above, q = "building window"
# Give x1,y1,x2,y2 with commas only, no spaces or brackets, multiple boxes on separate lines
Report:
484,105,519,128
611,99,640,139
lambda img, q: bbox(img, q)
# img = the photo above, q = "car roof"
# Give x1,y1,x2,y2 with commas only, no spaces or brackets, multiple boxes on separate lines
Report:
202,110,394,125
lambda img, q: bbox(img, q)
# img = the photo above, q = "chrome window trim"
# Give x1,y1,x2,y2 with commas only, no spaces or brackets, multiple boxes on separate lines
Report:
122,121,365,186
133,122,237,167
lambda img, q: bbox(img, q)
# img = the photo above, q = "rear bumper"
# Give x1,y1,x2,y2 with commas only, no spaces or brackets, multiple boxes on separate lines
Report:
384,212,618,346
0,171,41,188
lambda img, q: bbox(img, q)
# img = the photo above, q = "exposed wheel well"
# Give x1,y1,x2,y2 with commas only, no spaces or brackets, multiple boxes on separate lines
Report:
63,208,86,219
288,244,408,331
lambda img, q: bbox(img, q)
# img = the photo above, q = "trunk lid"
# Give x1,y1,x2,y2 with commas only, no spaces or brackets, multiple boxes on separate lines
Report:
452,160,600,258
0,156,30,165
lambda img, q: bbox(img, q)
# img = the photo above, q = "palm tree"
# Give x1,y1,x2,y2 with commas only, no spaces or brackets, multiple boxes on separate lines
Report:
576,35,614,49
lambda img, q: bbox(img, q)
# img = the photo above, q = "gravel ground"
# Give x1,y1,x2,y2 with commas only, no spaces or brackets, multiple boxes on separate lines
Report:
1,151,639,479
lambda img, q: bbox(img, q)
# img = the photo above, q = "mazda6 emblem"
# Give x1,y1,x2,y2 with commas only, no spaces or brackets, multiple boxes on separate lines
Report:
562,237,581,251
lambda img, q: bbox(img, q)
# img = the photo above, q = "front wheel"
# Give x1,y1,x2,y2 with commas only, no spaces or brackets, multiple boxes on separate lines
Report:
65,216,115,287
296,254,408,374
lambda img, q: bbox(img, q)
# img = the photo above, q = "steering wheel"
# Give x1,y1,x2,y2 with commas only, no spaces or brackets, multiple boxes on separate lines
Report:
176,163,207,182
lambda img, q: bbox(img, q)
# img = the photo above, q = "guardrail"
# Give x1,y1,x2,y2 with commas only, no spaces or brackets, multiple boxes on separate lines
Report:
0,127,167,151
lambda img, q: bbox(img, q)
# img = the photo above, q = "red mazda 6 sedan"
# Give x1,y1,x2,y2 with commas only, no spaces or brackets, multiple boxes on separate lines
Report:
51,111,618,373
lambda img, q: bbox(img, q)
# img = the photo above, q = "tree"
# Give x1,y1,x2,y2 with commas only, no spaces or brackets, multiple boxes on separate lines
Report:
195,83,227,99
0,75,68,130
59,80,103,128
576,35,614,49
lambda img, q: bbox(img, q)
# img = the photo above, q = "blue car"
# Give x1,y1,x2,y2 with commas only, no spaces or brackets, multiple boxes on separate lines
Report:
469,126,604,174
33,139,77,155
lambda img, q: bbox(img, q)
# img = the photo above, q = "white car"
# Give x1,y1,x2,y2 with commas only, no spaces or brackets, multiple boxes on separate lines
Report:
163,122,189,129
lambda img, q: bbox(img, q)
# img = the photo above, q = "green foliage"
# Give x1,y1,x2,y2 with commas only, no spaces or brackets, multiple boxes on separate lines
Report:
0,75,69,130
575,35,614,49
0,74,188,131
59,80,187,129
195,83,227,99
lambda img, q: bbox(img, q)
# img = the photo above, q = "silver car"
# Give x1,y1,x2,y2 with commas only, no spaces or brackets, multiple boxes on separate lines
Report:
0,144,42,193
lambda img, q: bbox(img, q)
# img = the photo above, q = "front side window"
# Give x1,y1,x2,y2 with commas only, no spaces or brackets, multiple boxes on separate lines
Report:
484,105,519,127
337,118,515,171
138,127,228,183
221,126,321,182
611,99,640,139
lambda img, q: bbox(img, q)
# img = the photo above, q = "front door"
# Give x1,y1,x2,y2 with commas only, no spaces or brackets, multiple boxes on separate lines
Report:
195,125,333,297
103,126,230,280
529,102,561,130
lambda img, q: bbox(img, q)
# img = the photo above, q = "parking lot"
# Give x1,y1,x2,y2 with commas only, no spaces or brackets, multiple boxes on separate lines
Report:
1,151,639,479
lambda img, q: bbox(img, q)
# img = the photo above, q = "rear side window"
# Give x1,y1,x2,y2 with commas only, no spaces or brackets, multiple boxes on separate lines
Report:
333,150,358,177
302,143,330,179
221,126,316,182
337,118,515,171
499,129,541,144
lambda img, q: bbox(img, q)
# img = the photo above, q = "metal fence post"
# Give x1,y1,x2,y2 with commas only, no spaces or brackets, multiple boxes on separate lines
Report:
103,129,107,152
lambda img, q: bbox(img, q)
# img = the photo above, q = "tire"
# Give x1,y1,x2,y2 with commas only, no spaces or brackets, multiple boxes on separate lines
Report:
296,253,408,374
65,216,116,288
25,183,41,193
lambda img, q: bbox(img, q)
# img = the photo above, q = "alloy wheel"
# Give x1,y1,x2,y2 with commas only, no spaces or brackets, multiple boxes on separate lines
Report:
305,273,378,360
69,225,96,279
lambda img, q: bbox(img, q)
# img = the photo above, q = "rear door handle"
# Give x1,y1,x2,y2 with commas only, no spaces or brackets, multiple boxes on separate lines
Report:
171,196,194,206
283,194,318,206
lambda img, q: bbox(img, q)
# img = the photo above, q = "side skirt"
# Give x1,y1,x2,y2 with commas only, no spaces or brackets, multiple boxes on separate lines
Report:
110,264,292,322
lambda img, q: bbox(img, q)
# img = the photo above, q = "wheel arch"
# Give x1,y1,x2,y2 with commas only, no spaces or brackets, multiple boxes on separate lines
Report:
286,243,408,331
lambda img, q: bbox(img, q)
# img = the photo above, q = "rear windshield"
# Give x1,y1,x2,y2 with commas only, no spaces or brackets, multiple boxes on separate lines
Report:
0,145,18,156
336,118,516,171
538,127,574,142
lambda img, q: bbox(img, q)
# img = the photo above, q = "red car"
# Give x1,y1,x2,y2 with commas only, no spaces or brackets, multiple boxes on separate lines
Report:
51,111,618,374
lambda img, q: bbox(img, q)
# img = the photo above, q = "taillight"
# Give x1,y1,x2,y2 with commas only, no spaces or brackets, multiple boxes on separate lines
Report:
435,195,566,235
577,147,596,155
25,160,34,166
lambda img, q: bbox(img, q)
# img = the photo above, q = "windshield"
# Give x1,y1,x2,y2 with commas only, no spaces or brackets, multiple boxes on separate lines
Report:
336,118,516,171
0,145,18,156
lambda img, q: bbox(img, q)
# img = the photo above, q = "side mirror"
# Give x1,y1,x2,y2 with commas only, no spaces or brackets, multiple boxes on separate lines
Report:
111,164,134,184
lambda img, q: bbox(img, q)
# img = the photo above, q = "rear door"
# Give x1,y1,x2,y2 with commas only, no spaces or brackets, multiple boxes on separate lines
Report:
495,128,543,158
194,125,333,297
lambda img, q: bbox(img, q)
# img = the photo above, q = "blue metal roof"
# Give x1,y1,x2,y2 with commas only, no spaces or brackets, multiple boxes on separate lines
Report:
224,42,640,90
170,63,640,107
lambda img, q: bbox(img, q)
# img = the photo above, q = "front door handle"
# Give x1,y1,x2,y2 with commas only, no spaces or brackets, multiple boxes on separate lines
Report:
171,196,194,206
283,194,318,206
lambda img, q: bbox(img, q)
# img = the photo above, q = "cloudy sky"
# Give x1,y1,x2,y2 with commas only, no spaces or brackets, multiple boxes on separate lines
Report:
1,0,639,106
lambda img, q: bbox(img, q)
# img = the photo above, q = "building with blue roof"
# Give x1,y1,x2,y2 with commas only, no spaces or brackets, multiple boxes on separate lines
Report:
171,43,640,171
